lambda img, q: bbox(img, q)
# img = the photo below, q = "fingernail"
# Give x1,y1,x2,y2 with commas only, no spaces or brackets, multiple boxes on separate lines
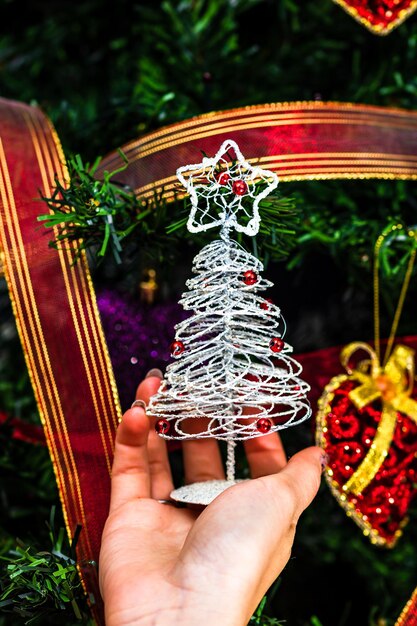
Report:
146,368,163,379
131,399,147,410
320,452,329,472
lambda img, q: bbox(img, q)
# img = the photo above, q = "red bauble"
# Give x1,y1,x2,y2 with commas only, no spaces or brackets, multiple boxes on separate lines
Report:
232,179,248,196
215,171,230,186
170,340,185,357
269,337,284,353
256,418,272,433
334,0,417,35
260,298,273,311
317,377,417,546
155,419,170,435
242,270,258,286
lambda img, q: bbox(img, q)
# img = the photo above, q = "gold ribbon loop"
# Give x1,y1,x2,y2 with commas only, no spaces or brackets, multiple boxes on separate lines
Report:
340,342,417,495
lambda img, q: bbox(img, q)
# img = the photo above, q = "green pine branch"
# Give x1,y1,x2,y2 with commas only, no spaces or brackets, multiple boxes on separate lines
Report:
249,594,285,625
0,508,91,625
38,152,151,264
39,154,300,267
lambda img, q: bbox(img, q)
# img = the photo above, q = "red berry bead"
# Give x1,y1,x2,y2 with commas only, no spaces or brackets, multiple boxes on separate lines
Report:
155,419,170,435
215,171,230,186
269,337,284,353
243,270,258,286
170,340,185,357
256,418,272,433
260,298,273,311
232,179,248,196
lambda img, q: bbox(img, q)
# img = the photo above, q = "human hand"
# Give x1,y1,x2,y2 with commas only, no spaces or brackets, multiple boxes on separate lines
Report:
99,370,323,626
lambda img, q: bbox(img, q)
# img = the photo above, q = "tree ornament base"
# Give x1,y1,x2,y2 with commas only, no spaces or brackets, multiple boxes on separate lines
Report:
170,479,247,506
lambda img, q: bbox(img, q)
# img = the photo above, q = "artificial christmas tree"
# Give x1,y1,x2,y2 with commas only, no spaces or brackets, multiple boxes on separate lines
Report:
148,140,311,504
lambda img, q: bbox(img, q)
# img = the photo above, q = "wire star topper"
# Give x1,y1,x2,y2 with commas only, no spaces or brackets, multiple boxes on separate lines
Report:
177,139,279,237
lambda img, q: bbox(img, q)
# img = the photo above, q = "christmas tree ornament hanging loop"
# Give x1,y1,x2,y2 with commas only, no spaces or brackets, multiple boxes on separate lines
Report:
373,223,417,366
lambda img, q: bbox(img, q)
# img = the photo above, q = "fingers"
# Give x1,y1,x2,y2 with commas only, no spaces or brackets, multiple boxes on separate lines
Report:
243,432,287,478
110,405,151,513
183,439,226,484
136,372,174,499
251,446,323,594
178,446,322,620
268,446,323,519
135,369,164,405
182,418,225,484
241,406,287,478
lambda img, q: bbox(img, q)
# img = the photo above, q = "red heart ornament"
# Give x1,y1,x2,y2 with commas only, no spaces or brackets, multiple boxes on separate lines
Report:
316,374,417,547
333,0,417,34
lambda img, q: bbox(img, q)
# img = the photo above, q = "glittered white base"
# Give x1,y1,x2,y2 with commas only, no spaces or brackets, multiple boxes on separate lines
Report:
170,479,247,506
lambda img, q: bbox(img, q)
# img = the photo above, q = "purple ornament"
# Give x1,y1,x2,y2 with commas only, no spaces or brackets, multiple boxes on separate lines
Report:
97,289,185,411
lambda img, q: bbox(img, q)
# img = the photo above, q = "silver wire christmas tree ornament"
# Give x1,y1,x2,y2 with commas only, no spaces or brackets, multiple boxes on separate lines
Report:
147,139,311,505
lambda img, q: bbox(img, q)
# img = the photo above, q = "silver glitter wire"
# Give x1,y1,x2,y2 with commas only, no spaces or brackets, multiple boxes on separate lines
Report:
147,140,312,482
176,139,280,236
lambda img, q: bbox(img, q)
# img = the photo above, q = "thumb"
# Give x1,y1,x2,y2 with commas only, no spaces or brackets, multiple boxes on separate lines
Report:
277,446,323,519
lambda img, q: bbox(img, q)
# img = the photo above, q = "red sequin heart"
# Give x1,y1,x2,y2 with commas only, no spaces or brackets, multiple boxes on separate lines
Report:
316,375,417,547
333,0,417,34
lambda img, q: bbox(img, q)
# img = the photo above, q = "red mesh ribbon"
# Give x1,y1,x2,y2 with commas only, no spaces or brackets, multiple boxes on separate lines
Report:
0,98,121,625
2,99,417,624
97,102,417,195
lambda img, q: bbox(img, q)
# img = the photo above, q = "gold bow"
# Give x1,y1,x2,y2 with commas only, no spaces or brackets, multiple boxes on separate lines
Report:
339,342,417,495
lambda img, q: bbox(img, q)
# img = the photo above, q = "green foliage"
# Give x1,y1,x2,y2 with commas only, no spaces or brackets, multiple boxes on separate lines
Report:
134,0,242,123
249,596,285,625
39,154,300,267
290,179,417,292
38,153,150,264
0,295,55,536
0,509,90,625
0,440,55,532
249,580,287,625
0,282,37,423
0,0,416,158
